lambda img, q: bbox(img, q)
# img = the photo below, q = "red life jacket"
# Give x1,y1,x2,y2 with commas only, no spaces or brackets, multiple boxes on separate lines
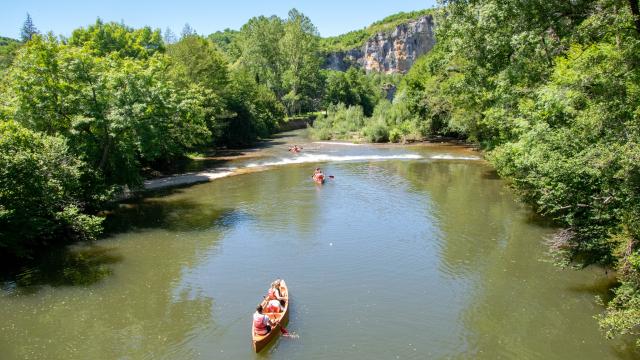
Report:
253,313,269,335
265,300,281,313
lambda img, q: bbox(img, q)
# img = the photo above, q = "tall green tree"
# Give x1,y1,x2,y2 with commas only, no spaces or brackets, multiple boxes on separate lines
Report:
163,27,177,44
20,13,38,42
181,23,196,38
166,35,230,144
280,9,323,114
237,15,285,98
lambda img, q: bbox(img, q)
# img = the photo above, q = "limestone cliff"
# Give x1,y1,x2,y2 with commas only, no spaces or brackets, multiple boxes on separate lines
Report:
324,14,436,74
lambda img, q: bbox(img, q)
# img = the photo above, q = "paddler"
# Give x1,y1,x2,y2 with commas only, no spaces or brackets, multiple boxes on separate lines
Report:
253,305,276,335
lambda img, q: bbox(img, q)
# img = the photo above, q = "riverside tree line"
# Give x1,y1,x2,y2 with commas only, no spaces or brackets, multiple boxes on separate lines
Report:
0,9,400,265
2,1,640,346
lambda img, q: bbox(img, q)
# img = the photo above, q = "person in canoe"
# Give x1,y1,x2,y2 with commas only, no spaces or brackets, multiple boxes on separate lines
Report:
265,299,285,313
253,304,276,335
267,279,286,301
312,168,325,183
288,145,302,153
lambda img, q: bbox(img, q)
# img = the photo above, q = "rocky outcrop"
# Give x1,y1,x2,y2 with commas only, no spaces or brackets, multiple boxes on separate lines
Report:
324,14,436,74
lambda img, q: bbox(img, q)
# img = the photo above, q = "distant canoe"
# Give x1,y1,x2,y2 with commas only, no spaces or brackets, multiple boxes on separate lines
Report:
252,280,289,353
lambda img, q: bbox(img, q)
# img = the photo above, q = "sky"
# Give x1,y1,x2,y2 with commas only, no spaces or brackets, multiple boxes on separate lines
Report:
1,0,438,39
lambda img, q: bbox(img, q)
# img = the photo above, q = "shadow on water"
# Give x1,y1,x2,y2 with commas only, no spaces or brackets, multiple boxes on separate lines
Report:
612,338,640,360
103,196,253,235
567,271,619,300
481,169,501,180
526,215,557,229
142,130,296,176
3,188,252,293
2,245,123,294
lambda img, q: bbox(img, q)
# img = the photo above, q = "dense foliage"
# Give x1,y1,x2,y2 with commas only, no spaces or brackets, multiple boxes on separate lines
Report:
0,121,102,259
235,9,324,115
395,0,640,345
0,14,304,263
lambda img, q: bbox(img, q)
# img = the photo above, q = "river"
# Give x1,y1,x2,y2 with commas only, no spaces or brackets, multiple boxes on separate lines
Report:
0,130,636,359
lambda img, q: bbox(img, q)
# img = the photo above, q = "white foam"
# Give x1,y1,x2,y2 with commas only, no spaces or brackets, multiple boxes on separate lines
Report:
313,141,362,146
245,153,423,168
429,154,481,161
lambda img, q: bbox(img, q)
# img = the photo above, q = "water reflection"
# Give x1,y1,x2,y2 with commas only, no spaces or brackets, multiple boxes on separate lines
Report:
3,246,122,294
1,140,637,359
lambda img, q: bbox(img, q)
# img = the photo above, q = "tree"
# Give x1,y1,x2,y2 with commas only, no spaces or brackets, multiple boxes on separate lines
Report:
222,69,285,146
236,9,324,114
11,35,210,186
323,68,380,116
166,35,230,145
181,23,195,38
208,29,241,61
280,9,323,114
163,27,177,44
0,120,102,260
20,13,38,42
69,19,164,59
167,35,228,90
237,16,285,98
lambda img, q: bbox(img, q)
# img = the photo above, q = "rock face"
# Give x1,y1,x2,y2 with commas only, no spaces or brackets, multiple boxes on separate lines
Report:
324,14,436,74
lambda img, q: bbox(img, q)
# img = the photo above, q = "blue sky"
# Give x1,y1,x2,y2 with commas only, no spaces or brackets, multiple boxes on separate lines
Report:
1,0,438,39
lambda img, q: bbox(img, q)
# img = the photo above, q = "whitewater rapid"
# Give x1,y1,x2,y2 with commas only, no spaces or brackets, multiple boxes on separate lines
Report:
144,151,480,191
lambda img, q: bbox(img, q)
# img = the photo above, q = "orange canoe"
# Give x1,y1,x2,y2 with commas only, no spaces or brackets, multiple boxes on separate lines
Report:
252,280,290,353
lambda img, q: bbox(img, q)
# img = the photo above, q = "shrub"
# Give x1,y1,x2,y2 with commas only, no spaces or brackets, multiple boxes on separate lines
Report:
0,121,103,260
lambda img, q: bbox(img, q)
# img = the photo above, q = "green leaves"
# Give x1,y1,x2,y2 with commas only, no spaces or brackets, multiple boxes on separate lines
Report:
236,9,323,115
68,19,164,59
10,34,213,186
395,0,640,345
0,120,102,259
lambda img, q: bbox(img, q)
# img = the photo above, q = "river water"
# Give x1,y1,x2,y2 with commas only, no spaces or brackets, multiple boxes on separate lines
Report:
0,131,636,359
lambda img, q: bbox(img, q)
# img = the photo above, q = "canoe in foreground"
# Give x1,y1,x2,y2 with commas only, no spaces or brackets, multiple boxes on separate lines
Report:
252,280,289,353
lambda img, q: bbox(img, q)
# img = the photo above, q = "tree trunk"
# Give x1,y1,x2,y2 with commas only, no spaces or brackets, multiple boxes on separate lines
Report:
98,134,112,171
629,0,640,34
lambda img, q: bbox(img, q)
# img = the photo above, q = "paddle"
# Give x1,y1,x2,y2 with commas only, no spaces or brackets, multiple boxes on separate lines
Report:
279,322,298,338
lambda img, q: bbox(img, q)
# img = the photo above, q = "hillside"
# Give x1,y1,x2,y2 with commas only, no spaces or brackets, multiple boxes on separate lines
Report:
0,36,21,68
319,9,433,52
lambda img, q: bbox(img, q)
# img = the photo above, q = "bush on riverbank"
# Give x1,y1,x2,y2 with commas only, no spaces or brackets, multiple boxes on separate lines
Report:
0,121,103,261
310,99,425,143
309,103,365,140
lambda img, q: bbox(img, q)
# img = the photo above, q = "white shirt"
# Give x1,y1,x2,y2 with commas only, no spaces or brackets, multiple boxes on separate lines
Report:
253,312,269,326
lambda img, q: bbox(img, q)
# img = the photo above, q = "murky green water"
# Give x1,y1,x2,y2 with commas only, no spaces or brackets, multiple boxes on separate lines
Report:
1,132,636,359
